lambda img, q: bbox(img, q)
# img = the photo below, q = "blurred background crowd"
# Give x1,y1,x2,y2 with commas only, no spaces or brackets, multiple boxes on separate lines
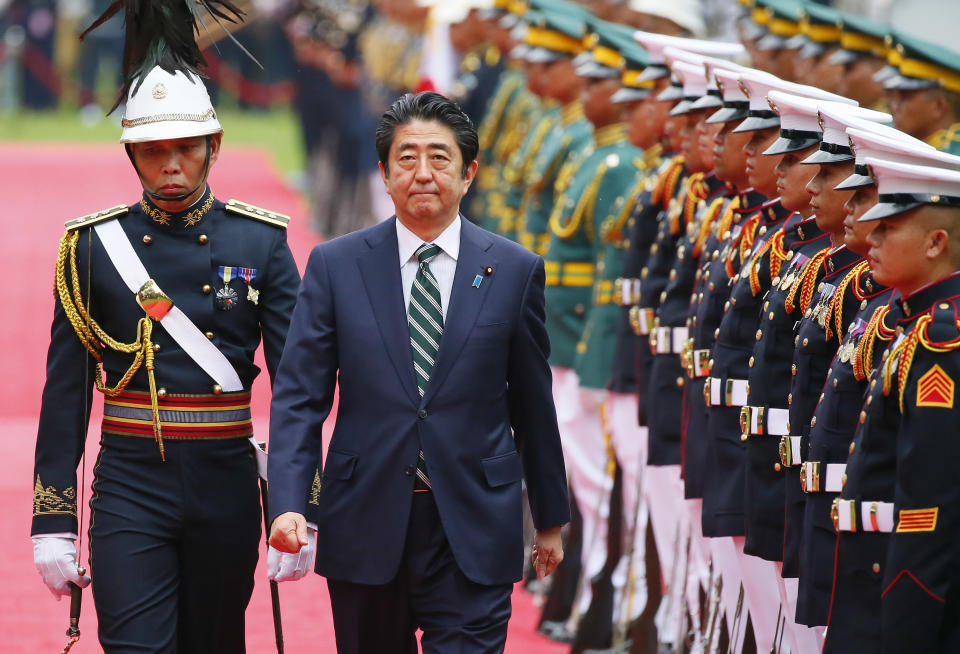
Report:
1,0,956,239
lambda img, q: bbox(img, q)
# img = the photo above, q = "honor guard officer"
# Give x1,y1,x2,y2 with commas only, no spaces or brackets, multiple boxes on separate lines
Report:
829,13,890,110
883,32,960,155
791,3,844,94
863,161,960,654
794,120,938,630
30,3,302,651
824,148,960,654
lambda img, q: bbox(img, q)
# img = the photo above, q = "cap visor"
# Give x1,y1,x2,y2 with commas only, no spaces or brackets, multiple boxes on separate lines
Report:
668,99,695,116
509,44,529,59
757,34,788,51
576,61,620,79
526,47,565,63
785,34,809,50
828,48,862,65
883,73,938,91
637,65,670,83
740,22,768,41
656,85,685,102
572,52,593,67
499,14,519,29
732,115,781,133
705,105,750,124
858,201,923,222
763,135,821,155
689,94,724,111
834,173,874,190
798,41,829,59
612,87,651,104
873,65,899,83
801,148,854,165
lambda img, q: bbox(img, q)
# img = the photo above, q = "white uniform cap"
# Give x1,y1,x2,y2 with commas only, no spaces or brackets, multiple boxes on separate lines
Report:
838,126,956,190
802,104,892,165
634,31,745,81
628,0,707,38
668,60,712,116
859,156,960,221
120,67,222,144
732,69,855,133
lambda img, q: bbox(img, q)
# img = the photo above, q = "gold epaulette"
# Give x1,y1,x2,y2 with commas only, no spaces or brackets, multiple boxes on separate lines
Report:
225,199,290,228
64,205,128,231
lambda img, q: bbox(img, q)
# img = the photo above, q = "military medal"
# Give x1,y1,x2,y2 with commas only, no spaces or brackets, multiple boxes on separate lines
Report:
237,267,259,305
216,266,239,310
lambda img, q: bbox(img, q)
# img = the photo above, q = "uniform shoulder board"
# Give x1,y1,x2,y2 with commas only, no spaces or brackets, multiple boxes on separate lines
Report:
225,199,290,229
64,205,128,232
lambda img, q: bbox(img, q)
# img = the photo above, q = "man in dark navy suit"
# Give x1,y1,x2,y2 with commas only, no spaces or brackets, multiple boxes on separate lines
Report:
267,91,570,654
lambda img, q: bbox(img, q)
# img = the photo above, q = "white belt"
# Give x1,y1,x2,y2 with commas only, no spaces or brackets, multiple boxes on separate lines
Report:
691,349,712,378
652,326,689,354
739,405,790,436
831,498,894,533
779,436,803,467
630,306,656,335
801,461,846,493
615,278,641,306
704,377,749,407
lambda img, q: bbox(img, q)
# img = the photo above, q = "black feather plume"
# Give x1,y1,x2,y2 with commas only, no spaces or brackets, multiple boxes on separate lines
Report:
81,0,258,113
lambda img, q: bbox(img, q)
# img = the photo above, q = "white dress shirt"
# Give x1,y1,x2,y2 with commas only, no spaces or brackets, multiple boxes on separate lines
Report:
397,215,460,321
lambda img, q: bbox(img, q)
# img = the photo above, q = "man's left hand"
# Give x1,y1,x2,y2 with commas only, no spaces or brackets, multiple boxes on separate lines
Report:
532,526,564,578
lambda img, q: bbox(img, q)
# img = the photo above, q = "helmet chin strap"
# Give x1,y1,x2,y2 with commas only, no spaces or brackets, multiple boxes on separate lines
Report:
126,135,213,205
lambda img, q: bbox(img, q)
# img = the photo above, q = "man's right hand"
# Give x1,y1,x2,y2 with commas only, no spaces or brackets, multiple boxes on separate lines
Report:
33,534,91,599
269,511,309,553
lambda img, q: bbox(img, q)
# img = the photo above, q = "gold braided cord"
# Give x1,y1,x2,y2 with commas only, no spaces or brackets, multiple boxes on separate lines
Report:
652,156,685,208
825,261,870,341
55,230,166,458
504,116,553,185
478,75,522,151
785,248,829,315
727,212,761,278
748,230,781,296
713,195,740,243
549,163,607,240
607,174,648,242
680,173,707,233
882,318,926,412
767,229,789,286
121,108,216,128
693,197,727,258
854,304,894,380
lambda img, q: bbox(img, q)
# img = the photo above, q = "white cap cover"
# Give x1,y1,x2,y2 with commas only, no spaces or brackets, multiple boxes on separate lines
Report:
120,67,222,144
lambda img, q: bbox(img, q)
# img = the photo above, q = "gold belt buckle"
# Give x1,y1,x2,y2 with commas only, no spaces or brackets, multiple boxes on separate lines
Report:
137,279,174,321
808,461,821,492
739,406,751,437
704,377,712,406
800,461,808,493
779,436,792,467
830,497,840,532
628,306,641,335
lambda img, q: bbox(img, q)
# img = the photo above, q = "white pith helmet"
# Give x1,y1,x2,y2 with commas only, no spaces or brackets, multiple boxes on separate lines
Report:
120,66,222,144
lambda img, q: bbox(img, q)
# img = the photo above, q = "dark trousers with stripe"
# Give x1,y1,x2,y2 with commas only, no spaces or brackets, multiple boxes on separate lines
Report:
89,435,261,653
327,491,513,654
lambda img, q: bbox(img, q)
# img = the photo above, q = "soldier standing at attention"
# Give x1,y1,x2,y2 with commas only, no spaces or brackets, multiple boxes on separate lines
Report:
30,3,301,651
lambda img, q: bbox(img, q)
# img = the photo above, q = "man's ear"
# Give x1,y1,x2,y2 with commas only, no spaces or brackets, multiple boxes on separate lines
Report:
461,159,479,196
379,161,390,189
927,228,950,260
209,132,223,165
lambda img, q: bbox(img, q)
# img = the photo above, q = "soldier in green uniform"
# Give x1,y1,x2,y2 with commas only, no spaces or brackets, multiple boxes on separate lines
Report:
883,32,960,155
830,13,890,110
543,23,645,652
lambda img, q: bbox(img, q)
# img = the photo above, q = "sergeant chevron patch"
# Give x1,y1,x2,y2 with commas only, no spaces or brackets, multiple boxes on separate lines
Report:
916,365,954,408
896,507,939,533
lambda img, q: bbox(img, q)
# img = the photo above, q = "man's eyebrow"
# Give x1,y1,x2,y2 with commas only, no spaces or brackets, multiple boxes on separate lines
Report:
396,142,453,153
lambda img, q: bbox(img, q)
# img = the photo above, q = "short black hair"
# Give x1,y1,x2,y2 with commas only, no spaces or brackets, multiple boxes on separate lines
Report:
376,92,479,177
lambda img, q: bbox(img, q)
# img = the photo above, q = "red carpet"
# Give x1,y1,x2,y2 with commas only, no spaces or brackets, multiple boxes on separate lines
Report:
0,143,568,653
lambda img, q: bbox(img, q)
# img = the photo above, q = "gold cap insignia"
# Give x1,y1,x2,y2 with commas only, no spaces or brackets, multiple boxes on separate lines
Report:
152,83,168,99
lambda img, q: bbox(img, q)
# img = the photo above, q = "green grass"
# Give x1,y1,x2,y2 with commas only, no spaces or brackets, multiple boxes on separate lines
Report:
0,108,306,175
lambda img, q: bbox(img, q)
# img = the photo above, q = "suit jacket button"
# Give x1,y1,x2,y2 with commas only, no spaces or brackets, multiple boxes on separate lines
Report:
418,409,427,419
404,465,415,476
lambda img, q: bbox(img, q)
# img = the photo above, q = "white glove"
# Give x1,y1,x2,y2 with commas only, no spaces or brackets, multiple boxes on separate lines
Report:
267,523,317,582
33,534,91,600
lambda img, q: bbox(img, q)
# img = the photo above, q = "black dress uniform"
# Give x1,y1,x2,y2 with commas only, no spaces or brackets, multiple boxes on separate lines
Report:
701,199,794,537
824,292,905,654
780,246,863,580
742,216,830,562
32,188,300,651
682,189,766,500
795,264,892,627
634,155,689,462
647,172,727,471
880,272,960,653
